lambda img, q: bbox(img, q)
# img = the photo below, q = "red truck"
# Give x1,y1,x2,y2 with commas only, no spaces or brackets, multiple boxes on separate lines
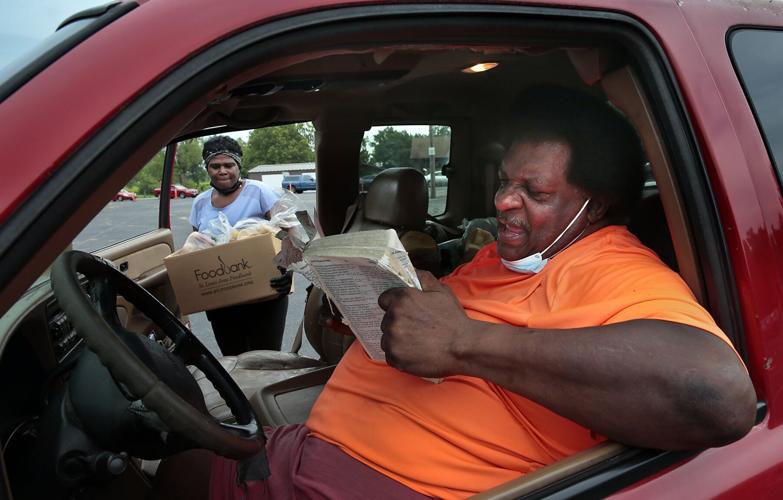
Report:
0,1,781,498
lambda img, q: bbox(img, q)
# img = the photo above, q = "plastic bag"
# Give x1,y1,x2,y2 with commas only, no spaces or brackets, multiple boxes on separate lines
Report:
177,192,311,262
171,231,216,256
269,191,311,246
232,217,277,240
269,191,303,228
203,212,233,245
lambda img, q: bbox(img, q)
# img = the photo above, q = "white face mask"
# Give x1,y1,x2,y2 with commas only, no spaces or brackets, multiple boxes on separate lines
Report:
501,198,591,274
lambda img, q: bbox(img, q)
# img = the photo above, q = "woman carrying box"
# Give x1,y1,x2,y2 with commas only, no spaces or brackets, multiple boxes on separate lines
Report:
188,135,293,355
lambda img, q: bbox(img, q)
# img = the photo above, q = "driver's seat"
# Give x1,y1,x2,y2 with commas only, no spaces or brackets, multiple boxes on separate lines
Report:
190,350,326,423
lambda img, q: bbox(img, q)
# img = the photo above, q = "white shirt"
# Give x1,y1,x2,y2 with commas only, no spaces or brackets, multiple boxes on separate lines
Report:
189,179,280,231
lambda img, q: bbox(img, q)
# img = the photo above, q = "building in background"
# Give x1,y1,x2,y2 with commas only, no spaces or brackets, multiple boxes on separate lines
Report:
248,162,316,191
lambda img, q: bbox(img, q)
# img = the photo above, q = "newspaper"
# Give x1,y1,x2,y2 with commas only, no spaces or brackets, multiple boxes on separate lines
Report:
290,229,421,361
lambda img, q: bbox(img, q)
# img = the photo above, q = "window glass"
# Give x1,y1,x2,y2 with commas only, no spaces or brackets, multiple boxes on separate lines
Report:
72,140,208,252
72,162,161,252
73,123,318,252
361,125,451,215
730,29,783,187
0,19,91,87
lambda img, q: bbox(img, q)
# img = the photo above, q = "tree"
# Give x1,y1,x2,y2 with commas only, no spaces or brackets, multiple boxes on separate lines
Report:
431,125,451,137
243,123,315,171
370,127,413,168
127,149,165,195
175,138,206,186
301,122,316,151
359,136,371,165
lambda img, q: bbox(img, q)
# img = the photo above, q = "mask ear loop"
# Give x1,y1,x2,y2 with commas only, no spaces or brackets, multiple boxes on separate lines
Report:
540,198,591,259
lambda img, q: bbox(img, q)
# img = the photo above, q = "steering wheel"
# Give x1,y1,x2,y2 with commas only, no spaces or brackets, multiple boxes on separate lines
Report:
50,250,266,463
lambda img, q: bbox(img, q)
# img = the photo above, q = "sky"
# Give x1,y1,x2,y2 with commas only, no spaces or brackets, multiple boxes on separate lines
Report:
0,0,103,70
225,125,432,143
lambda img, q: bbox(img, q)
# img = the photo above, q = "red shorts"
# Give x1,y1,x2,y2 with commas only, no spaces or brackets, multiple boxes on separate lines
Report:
209,424,430,499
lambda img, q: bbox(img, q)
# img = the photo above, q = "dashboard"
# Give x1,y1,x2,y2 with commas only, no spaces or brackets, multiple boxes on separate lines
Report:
0,281,88,498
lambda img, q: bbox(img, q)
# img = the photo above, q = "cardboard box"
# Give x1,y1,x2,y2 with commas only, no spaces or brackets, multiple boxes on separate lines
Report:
164,233,282,314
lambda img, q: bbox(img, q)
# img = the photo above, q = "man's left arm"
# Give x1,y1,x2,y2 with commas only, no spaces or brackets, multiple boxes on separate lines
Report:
378,272,757,451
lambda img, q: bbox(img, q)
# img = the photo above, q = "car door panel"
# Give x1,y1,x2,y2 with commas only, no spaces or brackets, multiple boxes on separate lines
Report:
94,228,184,335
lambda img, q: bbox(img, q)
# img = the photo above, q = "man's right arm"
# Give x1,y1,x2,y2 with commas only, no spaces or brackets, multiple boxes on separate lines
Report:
378,272,756,451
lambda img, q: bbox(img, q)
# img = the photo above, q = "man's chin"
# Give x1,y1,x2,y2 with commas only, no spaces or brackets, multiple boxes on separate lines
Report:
497,243,527,262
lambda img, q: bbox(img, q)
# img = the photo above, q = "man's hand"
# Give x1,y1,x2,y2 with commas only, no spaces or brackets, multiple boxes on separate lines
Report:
378,270,474,378
269,266,293,295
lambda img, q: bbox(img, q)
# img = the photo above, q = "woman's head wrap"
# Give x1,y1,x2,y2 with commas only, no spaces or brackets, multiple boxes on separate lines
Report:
202,135,243,168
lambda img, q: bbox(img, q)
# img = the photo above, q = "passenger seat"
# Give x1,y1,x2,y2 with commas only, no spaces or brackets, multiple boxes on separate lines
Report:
192,167,440,423
306,167,440,364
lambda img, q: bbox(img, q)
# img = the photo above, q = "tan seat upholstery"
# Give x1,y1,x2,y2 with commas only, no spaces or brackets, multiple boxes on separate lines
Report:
190,351,325,422
306,167,440,364
354,167,429,231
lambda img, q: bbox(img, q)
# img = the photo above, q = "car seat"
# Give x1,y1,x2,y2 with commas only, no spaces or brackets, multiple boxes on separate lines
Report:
305,167,440,364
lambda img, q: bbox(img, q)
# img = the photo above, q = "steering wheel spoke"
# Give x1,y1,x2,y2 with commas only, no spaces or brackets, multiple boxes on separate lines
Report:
50,251,267,462
88,274,123,330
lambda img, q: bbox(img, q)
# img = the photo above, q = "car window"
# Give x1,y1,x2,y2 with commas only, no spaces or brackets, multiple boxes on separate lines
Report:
71,140,208,252
729,28,783,189
72,168,156,253
361,124,451,216
241,122,316,192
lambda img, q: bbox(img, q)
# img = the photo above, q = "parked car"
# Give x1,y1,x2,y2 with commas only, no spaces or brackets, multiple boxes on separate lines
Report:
281,174,316,193
153,184,198,198
112,189,137,201
1,1,782,499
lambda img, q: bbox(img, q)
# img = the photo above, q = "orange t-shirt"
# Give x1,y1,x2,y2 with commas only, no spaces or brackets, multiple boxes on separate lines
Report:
306,225,733,499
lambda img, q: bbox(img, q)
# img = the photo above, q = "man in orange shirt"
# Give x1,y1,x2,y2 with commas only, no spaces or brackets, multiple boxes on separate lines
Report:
161,86,756,499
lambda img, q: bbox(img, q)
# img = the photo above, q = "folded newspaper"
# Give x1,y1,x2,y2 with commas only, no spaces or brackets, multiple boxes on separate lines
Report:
290,229,421,361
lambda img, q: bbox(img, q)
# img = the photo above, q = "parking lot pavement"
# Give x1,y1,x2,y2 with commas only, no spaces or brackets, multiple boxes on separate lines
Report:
71,186,446,359
73,193,319,359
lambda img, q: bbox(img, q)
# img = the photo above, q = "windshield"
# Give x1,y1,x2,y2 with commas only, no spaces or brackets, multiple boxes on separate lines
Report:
0,2,111,85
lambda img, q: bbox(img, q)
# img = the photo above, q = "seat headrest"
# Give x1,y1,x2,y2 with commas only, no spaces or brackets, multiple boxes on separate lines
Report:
364,167,428,230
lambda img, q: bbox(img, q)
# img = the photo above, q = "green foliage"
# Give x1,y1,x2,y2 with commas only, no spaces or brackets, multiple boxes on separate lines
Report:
123,123,322,195
127,149,165,195
126,140,205,195
243,123,315,171
370,127,413,168
359,137,371,165
175,138,206,186
301,122,315,151
431,125,451,137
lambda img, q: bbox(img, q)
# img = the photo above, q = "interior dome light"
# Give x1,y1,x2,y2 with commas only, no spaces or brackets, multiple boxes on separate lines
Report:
461,62,499,74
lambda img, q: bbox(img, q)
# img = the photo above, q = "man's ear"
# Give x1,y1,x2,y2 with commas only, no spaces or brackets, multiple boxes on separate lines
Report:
586,198,609,223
